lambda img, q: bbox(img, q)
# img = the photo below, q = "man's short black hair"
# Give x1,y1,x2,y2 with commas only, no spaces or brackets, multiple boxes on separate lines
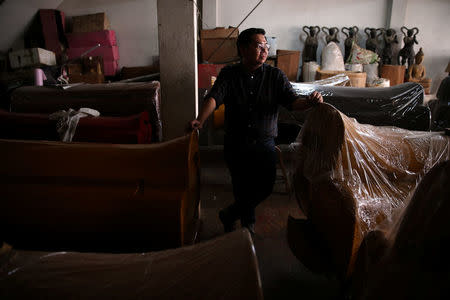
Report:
237,28,266,57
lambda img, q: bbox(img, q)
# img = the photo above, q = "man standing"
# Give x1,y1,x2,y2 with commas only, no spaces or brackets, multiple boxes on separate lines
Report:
189,28,323,235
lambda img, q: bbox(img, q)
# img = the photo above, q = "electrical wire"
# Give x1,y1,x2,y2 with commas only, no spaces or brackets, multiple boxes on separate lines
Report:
205,0,264,62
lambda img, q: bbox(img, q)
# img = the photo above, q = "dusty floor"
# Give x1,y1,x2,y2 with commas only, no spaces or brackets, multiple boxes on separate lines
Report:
198,146,341,300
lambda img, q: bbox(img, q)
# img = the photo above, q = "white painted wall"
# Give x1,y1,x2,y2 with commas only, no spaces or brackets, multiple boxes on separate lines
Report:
57,0,159,68
0,0,63,53
404,0,450,93
218,0,388,64
215,0,450,93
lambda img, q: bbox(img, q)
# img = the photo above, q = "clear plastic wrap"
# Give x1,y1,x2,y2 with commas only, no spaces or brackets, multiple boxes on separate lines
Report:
0,230,263,299
287,103,449,279
352,161,450,300
288,81,430,131
291,103,450,234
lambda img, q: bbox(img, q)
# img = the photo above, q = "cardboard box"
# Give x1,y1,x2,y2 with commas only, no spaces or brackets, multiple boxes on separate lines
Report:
69,73,105,84
72,13,110,33
200,27,239,64
9,48,56,69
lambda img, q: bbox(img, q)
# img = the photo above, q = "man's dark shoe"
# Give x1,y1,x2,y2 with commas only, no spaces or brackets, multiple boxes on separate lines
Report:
219,209,236,233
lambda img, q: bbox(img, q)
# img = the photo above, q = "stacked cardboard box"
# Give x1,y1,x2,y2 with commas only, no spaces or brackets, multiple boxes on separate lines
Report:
66,13,119,76
200,27,239,64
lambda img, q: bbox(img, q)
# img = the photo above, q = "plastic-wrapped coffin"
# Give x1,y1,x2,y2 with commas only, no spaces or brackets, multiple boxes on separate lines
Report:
352,161,450,300
0,132,200,252
0,230,263,300
287,103,450,280
283,82,430,131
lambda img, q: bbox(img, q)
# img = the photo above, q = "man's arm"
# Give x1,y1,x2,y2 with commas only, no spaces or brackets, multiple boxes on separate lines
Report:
291,91,324,111
187,97,217,131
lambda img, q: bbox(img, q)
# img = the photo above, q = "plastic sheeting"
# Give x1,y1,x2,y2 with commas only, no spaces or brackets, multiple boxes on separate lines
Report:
291,103,450,234
352,161,450,300
288,81,430,131
0,230,263,299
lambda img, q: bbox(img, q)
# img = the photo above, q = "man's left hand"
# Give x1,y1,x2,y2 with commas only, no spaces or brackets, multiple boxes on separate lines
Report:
307,91,323,106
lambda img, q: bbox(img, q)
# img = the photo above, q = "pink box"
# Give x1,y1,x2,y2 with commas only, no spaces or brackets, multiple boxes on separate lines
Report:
66,30,117,48
67,45,119,61
103,60,119,76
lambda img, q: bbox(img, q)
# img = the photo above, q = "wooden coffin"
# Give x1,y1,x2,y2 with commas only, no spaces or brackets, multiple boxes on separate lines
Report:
10,82,162,142
0,131,200,252
0,229,263,300
288,103,450,279
352,161,450,299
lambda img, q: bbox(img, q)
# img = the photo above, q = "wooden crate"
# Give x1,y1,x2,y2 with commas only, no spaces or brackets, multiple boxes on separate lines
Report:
72,13,110,33
316,69,366,88
276,50,300,81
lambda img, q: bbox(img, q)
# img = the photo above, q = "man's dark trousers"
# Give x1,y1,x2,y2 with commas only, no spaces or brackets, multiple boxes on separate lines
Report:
223,136,277,226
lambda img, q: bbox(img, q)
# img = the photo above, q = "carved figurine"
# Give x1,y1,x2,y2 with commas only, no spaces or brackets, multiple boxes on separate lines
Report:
407,48,425,81
397,26,419,68
342,26,359,63
406,48,431,93
302,25,320,62
380,28,398,65
364,27,382,54
322,26,340,44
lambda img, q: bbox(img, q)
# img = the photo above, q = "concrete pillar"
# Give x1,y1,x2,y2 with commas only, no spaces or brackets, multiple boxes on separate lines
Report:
202,0,218,29
385,0,409,62
157,0,198,140
386,0,408,29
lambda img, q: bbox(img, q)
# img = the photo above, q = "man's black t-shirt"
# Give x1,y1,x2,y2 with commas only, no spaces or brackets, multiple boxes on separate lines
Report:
205,63,298,141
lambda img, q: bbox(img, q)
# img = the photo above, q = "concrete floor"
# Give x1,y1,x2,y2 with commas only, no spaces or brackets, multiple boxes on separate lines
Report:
198,146,341,300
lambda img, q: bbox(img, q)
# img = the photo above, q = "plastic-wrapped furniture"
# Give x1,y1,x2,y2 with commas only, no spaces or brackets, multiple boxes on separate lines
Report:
287,103,450,280
0,131,200,252
285,82,430,131
352,161,450,300
0,229,263,300
10,81,162,142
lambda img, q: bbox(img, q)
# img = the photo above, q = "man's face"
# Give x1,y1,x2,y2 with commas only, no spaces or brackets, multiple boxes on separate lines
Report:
240,33,269,66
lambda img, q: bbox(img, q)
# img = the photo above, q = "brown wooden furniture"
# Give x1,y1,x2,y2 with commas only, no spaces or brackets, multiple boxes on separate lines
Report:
287,103,450,280
10,82,162,142
0,131,200,252
352,161,450,299
0,229,263,300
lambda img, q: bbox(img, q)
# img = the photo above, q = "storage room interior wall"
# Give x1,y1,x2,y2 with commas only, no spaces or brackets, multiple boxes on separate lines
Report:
1,0,449,93
57,0,159,69
216,0,449,93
